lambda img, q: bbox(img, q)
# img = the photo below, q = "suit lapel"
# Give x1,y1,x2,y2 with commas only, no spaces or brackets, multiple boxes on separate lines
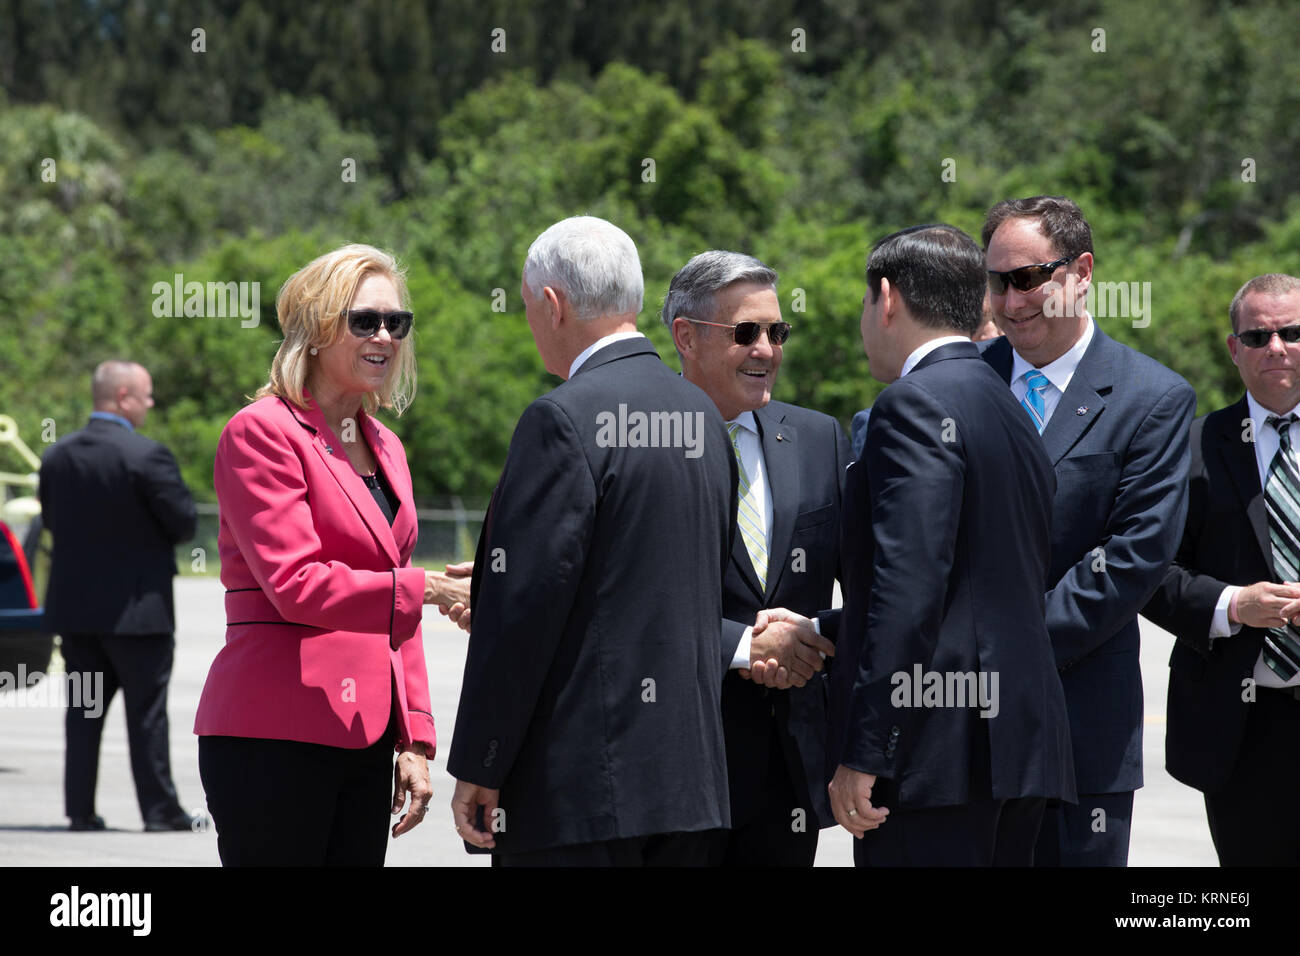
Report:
756,406,798,603
294,398,402,567
983,336,1014,384
1041,328,1112,465
364,413,416,561
1216,396,1273,575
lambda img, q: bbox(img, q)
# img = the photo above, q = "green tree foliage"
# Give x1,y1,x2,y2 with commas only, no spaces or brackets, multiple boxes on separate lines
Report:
4,2,1300,502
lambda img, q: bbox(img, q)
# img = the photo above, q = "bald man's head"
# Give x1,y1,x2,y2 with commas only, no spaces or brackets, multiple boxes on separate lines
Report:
92,361,153,428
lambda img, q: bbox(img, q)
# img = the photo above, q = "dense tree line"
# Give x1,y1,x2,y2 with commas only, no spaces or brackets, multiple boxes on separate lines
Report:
2,0,1299,500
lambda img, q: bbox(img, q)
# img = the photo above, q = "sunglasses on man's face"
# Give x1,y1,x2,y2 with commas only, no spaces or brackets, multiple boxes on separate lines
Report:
682,318,792,346
986,254,1080,295
1233,325,1300,348
344,309,413,340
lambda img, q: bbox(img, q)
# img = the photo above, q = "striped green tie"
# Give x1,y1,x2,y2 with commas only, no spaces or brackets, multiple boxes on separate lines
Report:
728,422,768,590
1263,414,1300,680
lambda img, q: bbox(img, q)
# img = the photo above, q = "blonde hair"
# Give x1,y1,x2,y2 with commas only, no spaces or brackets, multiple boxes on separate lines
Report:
254,243,417,415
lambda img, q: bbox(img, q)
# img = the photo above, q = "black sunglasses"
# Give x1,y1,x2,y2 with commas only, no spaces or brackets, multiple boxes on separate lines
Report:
987,254,1080,295
681,318,792,346
344,309,413,340
1234,325,1300,348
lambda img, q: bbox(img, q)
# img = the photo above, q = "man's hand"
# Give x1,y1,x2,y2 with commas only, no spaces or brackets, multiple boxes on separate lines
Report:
425,568,471,609
450,778,499,850
391,744,433,838
445,561,474,579
828,764,889,838
440,602,471,633
1232,581,1300,628
744,658,792,687
429,562,473,630
745,607,835,688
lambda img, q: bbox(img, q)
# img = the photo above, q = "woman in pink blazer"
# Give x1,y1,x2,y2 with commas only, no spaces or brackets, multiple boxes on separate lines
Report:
195,244,468,866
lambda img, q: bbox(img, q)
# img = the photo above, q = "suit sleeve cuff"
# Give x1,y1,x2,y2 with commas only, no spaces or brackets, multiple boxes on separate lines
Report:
397,710,437,755
390,567,425,649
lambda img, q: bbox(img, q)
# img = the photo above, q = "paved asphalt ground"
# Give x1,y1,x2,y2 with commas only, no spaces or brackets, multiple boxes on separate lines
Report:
0,576,1219,867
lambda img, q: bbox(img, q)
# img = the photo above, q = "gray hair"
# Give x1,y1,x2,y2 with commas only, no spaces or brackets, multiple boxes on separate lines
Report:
660,250,778,330
522,216,643,319
1229,273,1300,332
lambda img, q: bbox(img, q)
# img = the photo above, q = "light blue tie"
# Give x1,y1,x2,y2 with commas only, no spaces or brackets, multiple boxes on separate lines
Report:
1020,369,1051,433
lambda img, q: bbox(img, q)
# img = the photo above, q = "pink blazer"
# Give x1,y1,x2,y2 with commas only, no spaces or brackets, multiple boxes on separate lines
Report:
194,392,434,754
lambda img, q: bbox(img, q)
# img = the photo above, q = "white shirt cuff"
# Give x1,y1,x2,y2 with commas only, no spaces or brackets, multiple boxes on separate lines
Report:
730,627,753,669
1211,586,1244,640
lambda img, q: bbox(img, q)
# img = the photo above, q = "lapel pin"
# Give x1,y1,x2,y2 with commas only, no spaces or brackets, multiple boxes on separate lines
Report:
776,432,786,441
325,444,334,453
1075,406,1088,416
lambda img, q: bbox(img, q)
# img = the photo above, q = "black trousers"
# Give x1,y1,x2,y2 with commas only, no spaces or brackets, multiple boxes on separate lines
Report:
852,796,1046,867
711,721,819,866
496,829,720,867
62,632,183,823
198,710,398,866
1035,791,1133,867
1205,686,1300,866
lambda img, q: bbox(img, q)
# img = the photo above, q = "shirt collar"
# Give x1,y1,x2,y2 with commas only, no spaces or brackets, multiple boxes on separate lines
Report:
726,410,759,437
1010,315,1095,390
568,331,646,379
900,335,971,378
89,411,134,432
1245,390,1300,426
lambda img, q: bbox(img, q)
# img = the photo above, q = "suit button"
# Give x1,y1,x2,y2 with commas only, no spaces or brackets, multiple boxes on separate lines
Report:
889,726,900,738
483,755,494,768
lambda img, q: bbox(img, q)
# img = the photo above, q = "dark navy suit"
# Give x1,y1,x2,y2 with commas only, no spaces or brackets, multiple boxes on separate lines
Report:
449,338,737,862
830,341,1075,865
40,415,196,826
983,328,1196,865
1144,397,1300,865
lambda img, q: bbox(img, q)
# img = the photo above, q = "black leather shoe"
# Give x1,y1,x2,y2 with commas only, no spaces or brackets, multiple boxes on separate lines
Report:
144,811,200,832
69,815,107,831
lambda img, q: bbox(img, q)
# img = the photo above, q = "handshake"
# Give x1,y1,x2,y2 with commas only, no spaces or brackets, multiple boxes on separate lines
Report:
424,561,473,632
739,608,835,690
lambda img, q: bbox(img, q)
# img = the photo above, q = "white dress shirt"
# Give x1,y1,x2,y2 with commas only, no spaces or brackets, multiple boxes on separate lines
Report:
1008,316,1096,430
1210,391,1300,688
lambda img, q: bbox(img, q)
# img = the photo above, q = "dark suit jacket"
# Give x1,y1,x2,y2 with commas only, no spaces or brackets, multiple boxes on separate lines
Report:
448,338,738,854
719,401,850,830
829,342,1075,809
39,417,196,635
983,328,1196,794
1143,397,1276,795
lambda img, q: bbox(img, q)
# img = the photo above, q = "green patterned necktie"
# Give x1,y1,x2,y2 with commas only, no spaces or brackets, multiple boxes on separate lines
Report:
727,422,768,590
1263,414,1300,679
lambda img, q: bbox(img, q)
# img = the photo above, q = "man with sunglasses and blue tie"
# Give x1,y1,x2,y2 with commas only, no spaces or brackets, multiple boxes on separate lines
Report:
664,250,847,866
981,195,1197,866
1144,274,1300,865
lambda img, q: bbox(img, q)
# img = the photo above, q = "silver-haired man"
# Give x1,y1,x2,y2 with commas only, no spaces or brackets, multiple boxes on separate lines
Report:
448,217,738,865
665,249,848,866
